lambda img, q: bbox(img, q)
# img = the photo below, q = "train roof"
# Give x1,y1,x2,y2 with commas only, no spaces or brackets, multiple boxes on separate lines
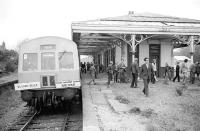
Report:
19,36,76,48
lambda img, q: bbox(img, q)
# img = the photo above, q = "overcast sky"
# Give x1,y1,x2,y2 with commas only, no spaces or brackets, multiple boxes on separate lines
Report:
1,0,200,49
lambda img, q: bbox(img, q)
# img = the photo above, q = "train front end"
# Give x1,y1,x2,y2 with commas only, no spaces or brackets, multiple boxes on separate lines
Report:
14,37,81,109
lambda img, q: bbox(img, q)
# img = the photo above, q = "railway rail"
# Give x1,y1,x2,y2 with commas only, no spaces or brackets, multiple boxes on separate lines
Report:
0,74,82,131
9,109,71,131
8,101,82,131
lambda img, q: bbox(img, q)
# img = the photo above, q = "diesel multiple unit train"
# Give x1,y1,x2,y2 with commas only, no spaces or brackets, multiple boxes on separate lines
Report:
14,36,81,110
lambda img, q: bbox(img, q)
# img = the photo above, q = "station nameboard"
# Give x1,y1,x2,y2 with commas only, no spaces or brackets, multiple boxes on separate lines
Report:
56,81,81,89
14,82,40,90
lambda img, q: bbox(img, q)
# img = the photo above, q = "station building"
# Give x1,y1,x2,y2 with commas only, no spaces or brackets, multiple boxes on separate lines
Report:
72,12,200,77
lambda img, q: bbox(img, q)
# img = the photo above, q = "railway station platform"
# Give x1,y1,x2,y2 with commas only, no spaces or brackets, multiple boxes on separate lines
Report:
82,72,200,131
82,73,146,131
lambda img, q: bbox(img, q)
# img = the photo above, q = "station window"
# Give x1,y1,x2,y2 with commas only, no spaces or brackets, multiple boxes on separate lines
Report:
23,53,38,71
59,52,74,69
41,52,55,70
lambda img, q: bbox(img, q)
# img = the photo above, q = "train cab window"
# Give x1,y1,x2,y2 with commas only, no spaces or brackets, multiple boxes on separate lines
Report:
23,53,38,71
41,52,55,70
41,75,55,87
42,76,48,86
50,76,55,86
59,52,74,69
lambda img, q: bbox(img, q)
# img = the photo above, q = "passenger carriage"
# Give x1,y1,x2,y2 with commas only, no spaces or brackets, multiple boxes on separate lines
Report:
14,36,81,109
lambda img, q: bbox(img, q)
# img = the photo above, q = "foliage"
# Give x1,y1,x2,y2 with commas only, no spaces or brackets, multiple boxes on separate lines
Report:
0,49,18,72
174,45,200,63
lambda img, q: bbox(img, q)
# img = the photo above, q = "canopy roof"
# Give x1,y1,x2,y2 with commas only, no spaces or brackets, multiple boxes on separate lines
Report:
101,12,200,23
72,12,200,55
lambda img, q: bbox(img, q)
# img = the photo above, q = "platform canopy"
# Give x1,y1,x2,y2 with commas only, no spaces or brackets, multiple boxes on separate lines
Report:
72,12,200,55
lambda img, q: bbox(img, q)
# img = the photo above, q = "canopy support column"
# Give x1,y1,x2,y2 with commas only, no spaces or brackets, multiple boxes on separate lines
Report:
131,34,136,62
190,36,194,63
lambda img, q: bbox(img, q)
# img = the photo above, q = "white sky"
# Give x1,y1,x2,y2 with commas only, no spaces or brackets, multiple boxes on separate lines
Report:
1,0,200,49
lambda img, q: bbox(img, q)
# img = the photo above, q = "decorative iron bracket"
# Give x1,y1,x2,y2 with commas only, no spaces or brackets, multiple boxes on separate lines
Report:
172,35,200,46
110,34,159,50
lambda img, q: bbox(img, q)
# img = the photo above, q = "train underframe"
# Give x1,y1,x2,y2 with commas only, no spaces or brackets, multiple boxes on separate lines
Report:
21,88,82,111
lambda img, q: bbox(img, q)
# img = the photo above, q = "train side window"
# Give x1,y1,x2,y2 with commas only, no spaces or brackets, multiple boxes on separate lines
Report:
23,53,38,71
59,52,74,69
41,52,55,70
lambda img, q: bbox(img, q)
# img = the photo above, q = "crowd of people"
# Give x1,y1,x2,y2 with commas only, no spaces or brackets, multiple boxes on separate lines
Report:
80,62,105,75
82,58,200,97
81,58,129,87
173,59,200,84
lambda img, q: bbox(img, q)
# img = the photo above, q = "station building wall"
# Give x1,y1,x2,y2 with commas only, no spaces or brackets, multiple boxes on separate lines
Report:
99,39,173,78
121,42,128,67
138,40,173,77
139,41,149,67
115,46,121,65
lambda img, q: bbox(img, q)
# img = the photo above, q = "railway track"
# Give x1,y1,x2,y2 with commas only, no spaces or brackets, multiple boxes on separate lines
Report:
8,102,82,131
9,109,70,131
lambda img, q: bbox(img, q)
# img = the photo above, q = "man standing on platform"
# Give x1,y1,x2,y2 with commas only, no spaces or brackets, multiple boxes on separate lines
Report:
107,61,113,87
152,59,158,83
88,63,96,85
173,62,180,82
130,58,139,88
140,57,153,97
180,59,189,85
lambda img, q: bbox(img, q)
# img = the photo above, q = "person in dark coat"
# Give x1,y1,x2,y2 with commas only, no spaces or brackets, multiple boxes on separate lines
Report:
88,63,96,85
140,58,153,97
189,63,196,84
94,64,99,79
107,61,113,87
118,58,126,83
87,62,90,71
165,62,171,81
195,62,200,80
83,62,86,73
130,58,139,88
113,62,119,83
173,62,180,82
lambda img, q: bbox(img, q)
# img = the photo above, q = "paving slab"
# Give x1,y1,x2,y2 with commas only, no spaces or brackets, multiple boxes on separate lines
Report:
91,92,107,105
82,85,100,131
